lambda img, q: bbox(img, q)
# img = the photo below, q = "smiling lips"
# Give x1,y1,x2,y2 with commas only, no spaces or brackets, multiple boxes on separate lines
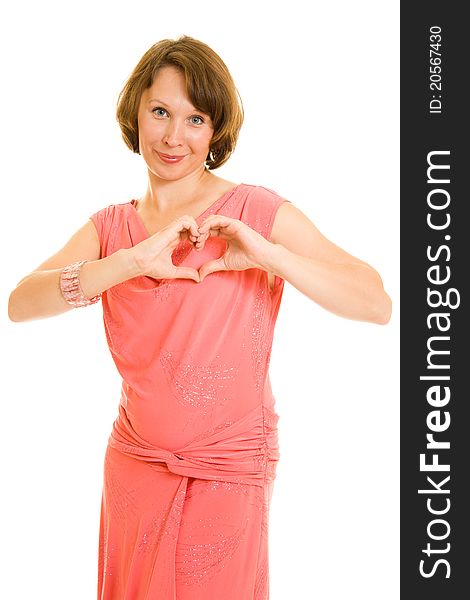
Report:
157,152,186,163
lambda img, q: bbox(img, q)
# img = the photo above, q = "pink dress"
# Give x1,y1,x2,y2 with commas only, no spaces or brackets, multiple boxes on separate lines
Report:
90,183,290,599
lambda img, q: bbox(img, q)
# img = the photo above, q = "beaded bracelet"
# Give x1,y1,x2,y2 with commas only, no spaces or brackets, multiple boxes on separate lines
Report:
59,260,102,308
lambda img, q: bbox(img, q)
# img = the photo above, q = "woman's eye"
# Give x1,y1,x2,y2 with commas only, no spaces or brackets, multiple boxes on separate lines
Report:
191,116,204,125
152,107,167,117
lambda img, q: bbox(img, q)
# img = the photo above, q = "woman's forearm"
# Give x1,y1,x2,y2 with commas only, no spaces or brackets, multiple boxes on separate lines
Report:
8,249,140,323
263,243,392,324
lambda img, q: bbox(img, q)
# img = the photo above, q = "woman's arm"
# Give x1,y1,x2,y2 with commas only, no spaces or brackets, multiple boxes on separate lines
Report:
265,201,392,324
8,220,140,322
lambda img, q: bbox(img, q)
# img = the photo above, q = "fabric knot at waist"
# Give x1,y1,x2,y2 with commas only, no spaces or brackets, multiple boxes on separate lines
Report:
107,404,280,487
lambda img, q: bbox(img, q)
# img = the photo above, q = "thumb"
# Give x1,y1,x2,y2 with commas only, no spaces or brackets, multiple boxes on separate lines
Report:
198,258,226,282
173,266,201,283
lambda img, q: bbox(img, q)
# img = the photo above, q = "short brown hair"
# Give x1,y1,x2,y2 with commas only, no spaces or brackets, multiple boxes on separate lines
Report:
116,35,244,170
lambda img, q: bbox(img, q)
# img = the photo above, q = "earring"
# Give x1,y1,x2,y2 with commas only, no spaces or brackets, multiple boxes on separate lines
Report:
204,148,216,170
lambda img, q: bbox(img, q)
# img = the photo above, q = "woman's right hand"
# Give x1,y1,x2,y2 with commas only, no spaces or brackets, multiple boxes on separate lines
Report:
130,215,204,283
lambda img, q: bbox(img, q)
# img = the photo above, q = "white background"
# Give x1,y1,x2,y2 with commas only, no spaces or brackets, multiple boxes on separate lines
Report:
1,1,399,598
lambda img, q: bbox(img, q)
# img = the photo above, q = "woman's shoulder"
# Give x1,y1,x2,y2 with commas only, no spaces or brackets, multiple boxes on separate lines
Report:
239,183,291,239
89,200,134,244
209,176,282,200
90,199,133,222
240,182,288,201
241,182,291,208
91,199,132,215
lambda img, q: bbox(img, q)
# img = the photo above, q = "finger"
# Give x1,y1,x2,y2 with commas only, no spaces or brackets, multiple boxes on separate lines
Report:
195,231,210,246
198,220,238,241
173,216,201,239
198,258,226,282
190,231,207,251
198,225,223,239
173,266,200,283
194,239,205,251
198,215,234,234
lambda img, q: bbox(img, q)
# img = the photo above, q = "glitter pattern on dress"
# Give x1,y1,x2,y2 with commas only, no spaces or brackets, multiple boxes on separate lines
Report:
159,349,238,413
108,223,121,257
152,279,178,302
175,518,249,586
138,486,187,554
185,479,265,512
102,300,127,355
175,478,266,591
98,536,118,580
137,498,171,555
251,286,270,392
172,239,193,264
188,420,235,445
103,449,140,521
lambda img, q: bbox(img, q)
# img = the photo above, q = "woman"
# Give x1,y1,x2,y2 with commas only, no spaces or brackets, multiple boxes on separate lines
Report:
8,35,391,599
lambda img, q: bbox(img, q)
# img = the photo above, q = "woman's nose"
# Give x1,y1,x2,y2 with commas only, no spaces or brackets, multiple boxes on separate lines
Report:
162,119,185,146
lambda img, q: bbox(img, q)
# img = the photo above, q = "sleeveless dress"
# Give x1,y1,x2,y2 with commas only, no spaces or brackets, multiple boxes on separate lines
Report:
90,183,290,599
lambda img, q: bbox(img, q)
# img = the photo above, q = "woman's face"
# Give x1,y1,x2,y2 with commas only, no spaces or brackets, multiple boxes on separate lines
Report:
137,65,214,181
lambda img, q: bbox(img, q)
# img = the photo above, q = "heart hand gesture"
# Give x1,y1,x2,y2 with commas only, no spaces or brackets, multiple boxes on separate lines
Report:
132,215,203,282
196,215,271,282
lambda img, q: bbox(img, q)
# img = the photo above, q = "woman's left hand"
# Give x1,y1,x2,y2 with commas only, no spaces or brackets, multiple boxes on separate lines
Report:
195,215,272,282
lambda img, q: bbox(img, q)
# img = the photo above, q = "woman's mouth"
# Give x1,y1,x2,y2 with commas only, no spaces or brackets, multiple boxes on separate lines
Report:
157,152,186,164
